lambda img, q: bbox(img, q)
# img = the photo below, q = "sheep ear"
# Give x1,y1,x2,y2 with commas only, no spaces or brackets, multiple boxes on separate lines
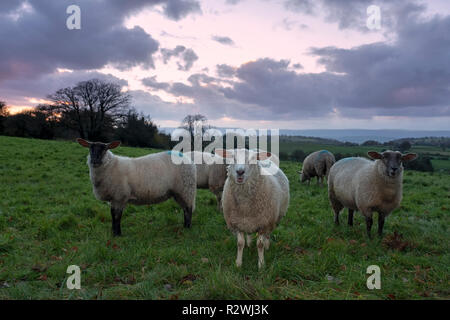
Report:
108,141,121,149
401,153,417,162
257,152,271,160
368,151,382,160
215,149,233,158
76,138,90,148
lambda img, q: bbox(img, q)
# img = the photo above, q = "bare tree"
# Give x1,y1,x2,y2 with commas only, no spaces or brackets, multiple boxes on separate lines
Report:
180,114,210,150
181,114,209,135
0,100,7,117
47,79,131,140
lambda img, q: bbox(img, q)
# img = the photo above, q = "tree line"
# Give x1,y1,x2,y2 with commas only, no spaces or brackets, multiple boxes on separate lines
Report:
0,79,175,149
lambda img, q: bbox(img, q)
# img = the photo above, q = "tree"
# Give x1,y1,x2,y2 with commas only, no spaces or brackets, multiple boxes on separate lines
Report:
291,149,306,162
180,114,209,150
398,141,412,152
361,140,380,146
115,109,159,148
0,101,6,116
2,106,56,139
0,100,7,133
47,79,131,140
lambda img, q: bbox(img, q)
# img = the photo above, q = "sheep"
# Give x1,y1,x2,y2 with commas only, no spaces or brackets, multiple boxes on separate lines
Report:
327,150,417,238
298,150,335,186
76,138,197,236
250,149,280,169
216,148,290,269
184,151,228,211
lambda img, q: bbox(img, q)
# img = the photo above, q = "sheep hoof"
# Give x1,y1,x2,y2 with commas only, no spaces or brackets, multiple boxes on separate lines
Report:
235,260,242,268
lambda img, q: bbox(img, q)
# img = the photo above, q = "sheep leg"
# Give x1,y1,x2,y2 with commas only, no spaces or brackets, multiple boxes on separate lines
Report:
246,234,252,247
348,209,354,226
365,215,373,239
263,234,270,250
331,201,343,225
257,235,265,269
215,192,223,212
183,207,192,228
378,213,385,237
173,193,193,228
236,232,245,267
110,206,123,237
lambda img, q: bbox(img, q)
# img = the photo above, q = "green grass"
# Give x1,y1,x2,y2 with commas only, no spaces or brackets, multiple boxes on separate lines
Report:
0,136,449,299
280,140,450,172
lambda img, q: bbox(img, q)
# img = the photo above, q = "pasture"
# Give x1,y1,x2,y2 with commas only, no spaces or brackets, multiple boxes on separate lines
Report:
0,136,448,299
279,139,450,173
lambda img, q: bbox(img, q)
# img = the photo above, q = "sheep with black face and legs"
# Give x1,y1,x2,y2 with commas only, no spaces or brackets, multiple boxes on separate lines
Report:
77,138,197,236
327,150,417,238
298,150,335,186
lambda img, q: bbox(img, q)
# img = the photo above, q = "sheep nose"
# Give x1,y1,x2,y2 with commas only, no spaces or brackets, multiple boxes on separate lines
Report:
236,169,245,176
391,167,398,172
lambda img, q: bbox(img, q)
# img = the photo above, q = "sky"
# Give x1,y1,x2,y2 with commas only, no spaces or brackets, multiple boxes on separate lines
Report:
1,0,450,130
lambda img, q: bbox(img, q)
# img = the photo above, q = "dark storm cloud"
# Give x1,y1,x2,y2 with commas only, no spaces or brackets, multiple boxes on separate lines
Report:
225,0,244,5
211,35,235,46
160,46,199,71
138,3,450,124
310,13,450,114
217,12,450,119
0,70,127,105
164,0,201,20
141,76,170,90
216,64,237,78
220,58,342,118
187,73,216,85
284,0,425,31
135,2,450,122
178,49,199,71
0,0,201,82
161,46,187,63
0,0,23,13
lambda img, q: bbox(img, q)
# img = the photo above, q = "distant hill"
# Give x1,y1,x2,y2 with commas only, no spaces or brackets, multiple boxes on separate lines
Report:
279,129,450,143
160,127,450,144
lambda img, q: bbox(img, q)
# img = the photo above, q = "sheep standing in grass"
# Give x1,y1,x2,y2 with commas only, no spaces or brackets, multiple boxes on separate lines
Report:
77,138,197,236
298,150,335,186
216,149,289,269
328,150,417,238
184,151,228,211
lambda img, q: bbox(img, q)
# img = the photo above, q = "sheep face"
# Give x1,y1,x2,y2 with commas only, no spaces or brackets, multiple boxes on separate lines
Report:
215,149,271,185
77,138,121,168
368,150,418,178
300,170,308,182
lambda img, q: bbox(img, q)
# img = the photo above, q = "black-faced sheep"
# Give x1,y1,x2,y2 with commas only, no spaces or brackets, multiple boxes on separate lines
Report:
77,139,197,236
298,150,335,186
327,150,417,238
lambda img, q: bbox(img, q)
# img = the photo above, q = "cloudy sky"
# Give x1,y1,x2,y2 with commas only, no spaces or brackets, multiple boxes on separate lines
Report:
1,0,450,130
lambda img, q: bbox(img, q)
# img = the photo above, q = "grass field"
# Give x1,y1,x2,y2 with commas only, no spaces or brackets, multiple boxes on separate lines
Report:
0,136,449,299
280,139,450,173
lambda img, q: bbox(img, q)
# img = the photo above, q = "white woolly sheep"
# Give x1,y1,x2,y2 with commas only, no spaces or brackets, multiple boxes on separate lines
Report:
77,138,197,236
328,150,417,238
216,148,290,269
298,150,335,186
184,151,228,211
